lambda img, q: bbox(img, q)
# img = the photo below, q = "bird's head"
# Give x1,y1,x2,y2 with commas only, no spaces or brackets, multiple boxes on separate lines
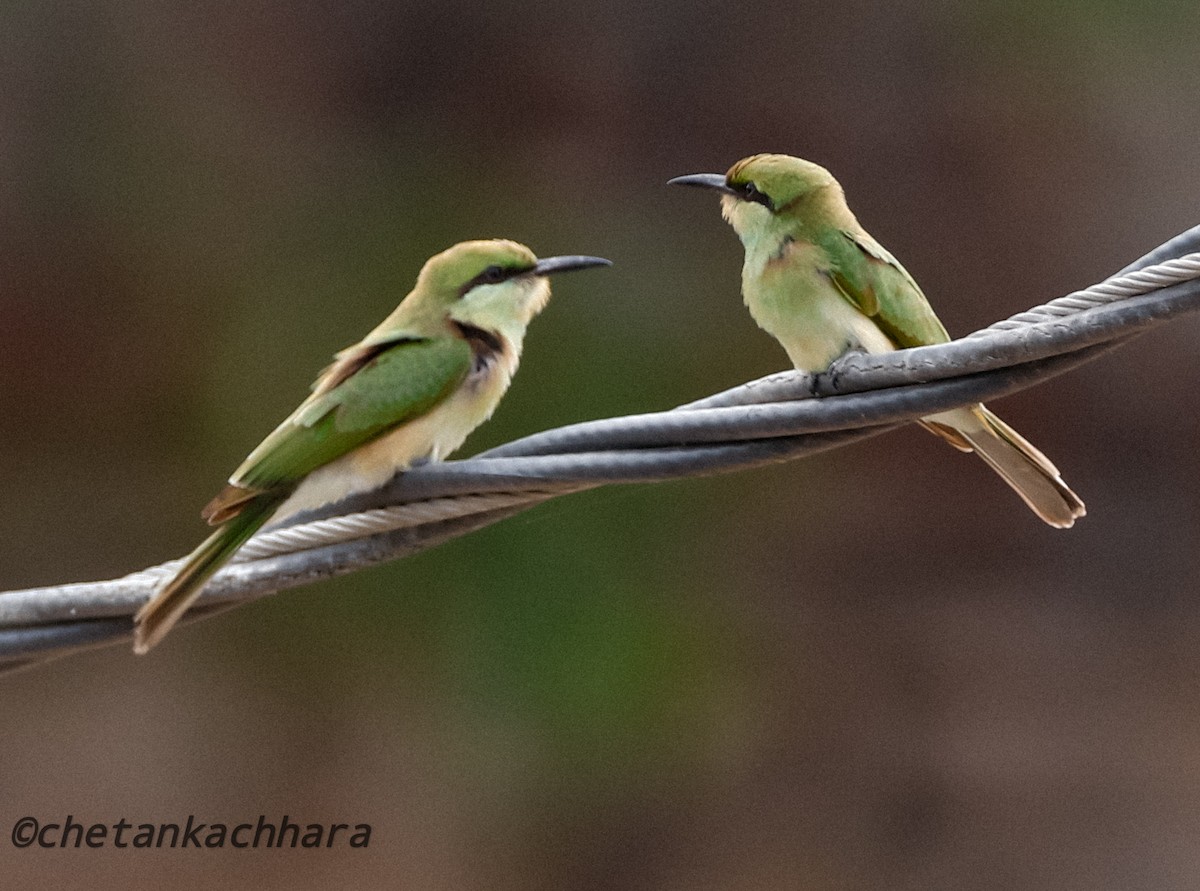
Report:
669,154,843,243
405,239,610,345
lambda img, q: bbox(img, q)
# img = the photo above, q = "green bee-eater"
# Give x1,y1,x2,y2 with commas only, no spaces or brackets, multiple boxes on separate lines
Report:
670,154,1084,528
134,240,610,653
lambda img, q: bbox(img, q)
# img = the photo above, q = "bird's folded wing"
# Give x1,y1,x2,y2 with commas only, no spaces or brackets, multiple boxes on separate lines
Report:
831,228,952,349
227,335,473,491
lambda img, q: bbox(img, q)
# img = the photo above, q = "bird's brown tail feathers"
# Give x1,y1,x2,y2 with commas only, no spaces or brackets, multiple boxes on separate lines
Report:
924,406,1086,529
133,496,280,654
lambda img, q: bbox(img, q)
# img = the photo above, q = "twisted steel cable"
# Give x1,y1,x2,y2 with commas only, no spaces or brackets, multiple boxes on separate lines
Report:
3,226,1200,671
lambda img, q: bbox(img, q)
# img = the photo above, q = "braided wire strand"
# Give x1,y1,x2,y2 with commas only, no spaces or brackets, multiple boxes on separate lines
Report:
971,252,1200,335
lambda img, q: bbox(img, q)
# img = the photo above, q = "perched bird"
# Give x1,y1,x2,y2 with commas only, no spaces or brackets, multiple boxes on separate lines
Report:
134,240,610,653
670,154,1084,528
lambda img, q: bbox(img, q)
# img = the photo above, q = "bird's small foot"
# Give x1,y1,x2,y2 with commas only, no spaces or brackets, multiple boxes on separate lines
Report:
815,348,868,395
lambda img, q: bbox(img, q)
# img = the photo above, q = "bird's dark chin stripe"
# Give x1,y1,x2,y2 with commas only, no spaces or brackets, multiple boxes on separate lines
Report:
454,321,504,354
454,321,509,374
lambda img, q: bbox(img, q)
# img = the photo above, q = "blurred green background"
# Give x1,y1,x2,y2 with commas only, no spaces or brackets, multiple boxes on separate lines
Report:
3,0,1200,887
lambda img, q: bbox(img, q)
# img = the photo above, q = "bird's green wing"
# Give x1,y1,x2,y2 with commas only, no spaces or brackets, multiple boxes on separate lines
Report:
229,335,473,491
823,228,951,348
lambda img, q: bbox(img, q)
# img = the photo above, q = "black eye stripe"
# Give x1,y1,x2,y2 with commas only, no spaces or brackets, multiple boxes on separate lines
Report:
459,263,531,296
734,180,774,210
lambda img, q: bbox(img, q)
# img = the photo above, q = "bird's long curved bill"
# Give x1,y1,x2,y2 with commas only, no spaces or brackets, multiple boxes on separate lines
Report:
667,173,739,196
532,255,612,276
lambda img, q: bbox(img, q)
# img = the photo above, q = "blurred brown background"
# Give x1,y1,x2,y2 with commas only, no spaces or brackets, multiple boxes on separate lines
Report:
3,0,1200,887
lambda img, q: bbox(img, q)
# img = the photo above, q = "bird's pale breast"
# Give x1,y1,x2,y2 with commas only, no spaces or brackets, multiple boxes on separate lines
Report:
744,239,894,371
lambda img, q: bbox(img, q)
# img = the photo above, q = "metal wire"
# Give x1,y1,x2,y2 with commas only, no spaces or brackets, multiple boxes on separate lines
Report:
3,226,1200,669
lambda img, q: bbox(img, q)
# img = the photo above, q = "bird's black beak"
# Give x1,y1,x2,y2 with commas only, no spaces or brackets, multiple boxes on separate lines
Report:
531,255,612,276
667,173,739,197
